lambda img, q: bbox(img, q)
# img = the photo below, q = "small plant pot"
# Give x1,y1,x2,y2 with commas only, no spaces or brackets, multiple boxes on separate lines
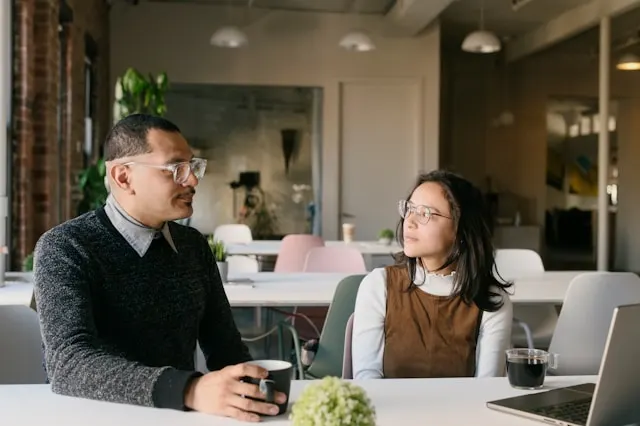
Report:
378,237,392,246
216,261,228,283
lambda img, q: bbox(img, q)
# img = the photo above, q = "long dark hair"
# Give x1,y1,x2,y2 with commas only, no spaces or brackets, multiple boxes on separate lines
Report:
395,170,512,312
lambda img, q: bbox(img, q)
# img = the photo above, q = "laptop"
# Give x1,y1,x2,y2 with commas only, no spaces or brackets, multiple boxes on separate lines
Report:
487,303,640,426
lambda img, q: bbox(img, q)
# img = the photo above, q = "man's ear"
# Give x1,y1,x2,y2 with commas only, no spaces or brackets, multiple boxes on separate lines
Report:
109,163,134,194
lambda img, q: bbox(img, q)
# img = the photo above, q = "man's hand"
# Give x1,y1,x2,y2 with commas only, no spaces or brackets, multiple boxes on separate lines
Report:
184,363,287,422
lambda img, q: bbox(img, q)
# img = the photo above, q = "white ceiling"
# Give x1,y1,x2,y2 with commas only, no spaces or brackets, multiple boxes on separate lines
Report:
441,0,593,37
146,0,396,14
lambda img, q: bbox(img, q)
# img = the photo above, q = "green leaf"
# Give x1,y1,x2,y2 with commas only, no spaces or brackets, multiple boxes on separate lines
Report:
156,72,168,90
113,67,169,120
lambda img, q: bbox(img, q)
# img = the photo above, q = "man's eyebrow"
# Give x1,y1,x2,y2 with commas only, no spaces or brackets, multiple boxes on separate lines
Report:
166,155,194,163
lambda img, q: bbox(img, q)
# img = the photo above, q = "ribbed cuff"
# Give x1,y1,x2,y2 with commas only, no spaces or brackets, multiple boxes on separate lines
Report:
152,369,203,410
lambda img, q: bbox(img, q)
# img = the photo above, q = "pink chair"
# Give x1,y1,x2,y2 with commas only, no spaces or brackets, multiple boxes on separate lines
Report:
294,246,365,340
303,246,367,273
274,235,325,273
342,313,355,379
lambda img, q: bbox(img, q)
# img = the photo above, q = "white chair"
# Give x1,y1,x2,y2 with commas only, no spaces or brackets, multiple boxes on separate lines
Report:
213,224,253,244
0,305,47,384
548,272,640,375
213,224,259,275
228,255,259,275
494,249,557,349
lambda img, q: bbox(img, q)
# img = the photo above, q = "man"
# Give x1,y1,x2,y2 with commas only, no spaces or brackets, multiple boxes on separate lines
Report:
34,114,284,422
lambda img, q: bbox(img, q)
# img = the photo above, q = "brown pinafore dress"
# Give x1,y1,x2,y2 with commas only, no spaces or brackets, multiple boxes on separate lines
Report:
382,265,483,378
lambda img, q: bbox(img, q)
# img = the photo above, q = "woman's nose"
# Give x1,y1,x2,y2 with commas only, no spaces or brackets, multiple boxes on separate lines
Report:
405,212,418,228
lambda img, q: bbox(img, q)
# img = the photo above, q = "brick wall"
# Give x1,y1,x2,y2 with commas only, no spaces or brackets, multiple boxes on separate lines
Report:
10,0,110,269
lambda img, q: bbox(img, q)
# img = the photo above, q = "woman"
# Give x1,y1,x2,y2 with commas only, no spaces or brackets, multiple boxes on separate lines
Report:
352,170,513,379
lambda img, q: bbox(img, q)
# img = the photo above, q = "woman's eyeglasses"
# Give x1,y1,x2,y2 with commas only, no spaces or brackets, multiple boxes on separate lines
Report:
119,158,207,185
398,200,451,225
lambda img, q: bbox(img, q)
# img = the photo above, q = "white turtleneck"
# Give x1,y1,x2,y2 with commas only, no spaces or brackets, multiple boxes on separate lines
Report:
351,266,513,379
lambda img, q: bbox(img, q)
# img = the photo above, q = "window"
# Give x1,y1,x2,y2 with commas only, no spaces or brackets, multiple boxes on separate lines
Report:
84,34,97,168
57,23,67,222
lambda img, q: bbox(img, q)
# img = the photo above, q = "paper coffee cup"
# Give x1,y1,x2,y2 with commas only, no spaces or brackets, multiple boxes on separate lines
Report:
342,223,355,243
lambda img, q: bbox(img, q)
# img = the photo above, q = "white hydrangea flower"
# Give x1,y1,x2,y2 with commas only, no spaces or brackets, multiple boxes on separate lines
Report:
289,377,376,426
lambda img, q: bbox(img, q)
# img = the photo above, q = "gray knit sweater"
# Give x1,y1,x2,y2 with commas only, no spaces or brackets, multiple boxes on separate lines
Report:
33,207,252,409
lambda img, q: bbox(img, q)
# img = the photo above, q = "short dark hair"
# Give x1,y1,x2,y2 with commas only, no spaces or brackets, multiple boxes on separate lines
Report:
396,170,512,312
103,114,181,161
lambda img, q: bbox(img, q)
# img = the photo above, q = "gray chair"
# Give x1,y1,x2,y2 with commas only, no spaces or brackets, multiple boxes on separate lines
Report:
0,305,47,384
278,274,365,379
548,272,640,375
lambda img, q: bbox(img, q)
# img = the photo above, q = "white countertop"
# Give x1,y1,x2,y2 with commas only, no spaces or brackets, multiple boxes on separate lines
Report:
0,376,597,425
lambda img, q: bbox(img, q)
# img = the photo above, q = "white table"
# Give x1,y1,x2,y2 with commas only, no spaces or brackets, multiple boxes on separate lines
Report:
220,270,587,307
226,240,402,256
0,376,596,425
0,271,589,308
0,281,32,306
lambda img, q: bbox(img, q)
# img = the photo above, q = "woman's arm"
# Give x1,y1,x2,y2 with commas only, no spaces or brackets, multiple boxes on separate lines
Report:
352,268,387,379
475,292,513,377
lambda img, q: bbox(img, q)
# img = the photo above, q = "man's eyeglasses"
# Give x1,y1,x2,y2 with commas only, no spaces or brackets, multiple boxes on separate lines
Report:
119,158,207,185
398,200,451,225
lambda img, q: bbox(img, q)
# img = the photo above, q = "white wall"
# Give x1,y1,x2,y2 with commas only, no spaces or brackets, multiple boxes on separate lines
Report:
110,2,441,239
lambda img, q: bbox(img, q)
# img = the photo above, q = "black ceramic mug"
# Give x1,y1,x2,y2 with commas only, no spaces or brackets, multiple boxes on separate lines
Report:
243,360,293,415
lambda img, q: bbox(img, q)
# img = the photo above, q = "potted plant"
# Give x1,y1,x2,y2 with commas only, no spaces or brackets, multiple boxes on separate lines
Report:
113,68,169,123
208,236,228,283
77,158,109,216
75,68,170,217
378,228,394,245
289,376,376,426
22,252,34,272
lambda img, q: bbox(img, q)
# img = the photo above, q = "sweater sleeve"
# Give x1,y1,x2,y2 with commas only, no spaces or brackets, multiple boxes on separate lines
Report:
197,236,252,372
34,228,198,409
475,290,513,378
351,268,387,379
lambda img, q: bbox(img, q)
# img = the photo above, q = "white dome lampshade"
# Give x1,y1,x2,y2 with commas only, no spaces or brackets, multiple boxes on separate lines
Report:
617,53,640,70
210,26,248,48
339,31,376,52
461,30,501,53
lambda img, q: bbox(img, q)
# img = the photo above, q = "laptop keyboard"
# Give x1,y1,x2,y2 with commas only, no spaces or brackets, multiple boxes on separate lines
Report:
530,398,593,425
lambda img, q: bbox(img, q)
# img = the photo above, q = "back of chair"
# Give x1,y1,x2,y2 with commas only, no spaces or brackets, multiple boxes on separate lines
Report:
227,256,260,275
549,272,640,375
495,248,555,348
494,249,545,279
274,234,325,273
303,247,367,273
0,305,47,384
305,275,365,379
213,224,253,244
342,313,355,379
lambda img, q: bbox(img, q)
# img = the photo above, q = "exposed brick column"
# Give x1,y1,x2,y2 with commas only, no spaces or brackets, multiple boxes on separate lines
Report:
11,0,36,267
66,22,85,217
33,0,60,232
60,23,74,221
10,0,109,269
